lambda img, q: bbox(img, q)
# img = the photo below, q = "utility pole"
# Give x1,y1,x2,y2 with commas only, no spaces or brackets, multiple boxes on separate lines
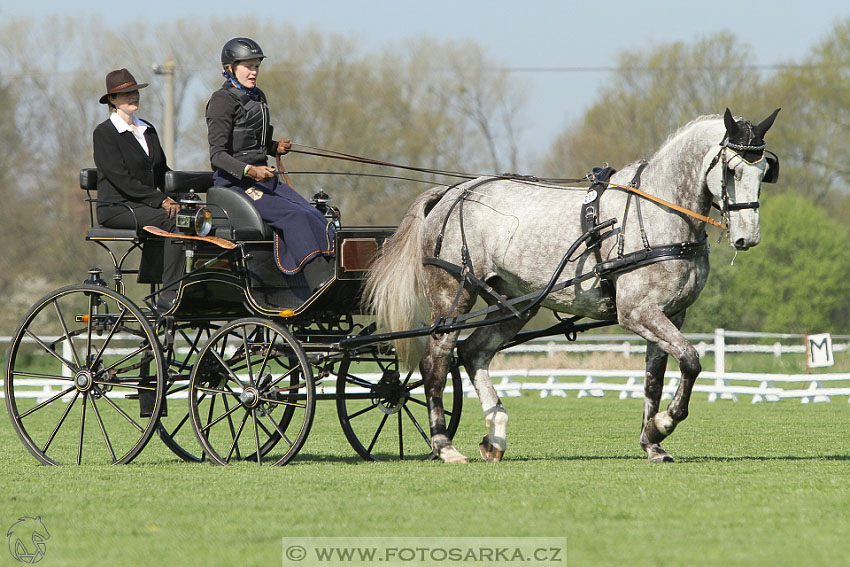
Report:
153,57,175,166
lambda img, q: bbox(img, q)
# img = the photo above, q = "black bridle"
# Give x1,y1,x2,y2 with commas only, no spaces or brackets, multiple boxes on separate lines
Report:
705,133,780,227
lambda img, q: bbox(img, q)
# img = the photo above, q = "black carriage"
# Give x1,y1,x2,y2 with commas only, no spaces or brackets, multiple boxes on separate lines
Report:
4,169,463,465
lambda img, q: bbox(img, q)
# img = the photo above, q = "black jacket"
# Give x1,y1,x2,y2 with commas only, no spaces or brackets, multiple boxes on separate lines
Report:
206,82,278,178
92,117,170,215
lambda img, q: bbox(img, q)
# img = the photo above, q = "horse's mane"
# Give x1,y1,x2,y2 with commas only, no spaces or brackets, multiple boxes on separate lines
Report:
650,114,722,162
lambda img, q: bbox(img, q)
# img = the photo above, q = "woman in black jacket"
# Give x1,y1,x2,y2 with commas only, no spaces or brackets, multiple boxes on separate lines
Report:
206,37,334,275
92,68,182,311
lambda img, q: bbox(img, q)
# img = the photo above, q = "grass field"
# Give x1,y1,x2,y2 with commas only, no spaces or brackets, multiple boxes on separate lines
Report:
2,392,850,567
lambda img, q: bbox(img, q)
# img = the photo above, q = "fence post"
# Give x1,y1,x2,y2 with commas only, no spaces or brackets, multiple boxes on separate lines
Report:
709,328,737,402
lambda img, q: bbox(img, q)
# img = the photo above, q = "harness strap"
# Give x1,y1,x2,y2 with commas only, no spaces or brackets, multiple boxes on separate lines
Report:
423,238,707,327
594,238,709,278
423,257,523,318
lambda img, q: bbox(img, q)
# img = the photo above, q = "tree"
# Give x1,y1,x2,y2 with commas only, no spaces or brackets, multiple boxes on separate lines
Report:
540,32,769,179
685,193,850,333
760,17,850,214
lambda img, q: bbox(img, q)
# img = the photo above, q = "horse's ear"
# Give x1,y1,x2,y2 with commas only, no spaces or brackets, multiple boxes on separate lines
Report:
723,108,738,137
754,108,781,139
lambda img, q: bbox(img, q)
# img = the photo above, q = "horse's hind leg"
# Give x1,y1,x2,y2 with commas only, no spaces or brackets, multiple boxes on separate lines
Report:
420,329,467,463
457,310,536,462
419,268,478,463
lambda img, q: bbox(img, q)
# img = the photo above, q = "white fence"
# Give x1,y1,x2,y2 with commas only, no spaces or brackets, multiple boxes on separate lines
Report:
2,329,849,404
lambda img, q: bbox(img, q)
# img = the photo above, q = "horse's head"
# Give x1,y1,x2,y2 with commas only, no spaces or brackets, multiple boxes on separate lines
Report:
704,108,780,250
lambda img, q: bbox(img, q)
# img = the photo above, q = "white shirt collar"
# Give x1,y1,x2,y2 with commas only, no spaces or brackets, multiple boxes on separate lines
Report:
109,112,149,134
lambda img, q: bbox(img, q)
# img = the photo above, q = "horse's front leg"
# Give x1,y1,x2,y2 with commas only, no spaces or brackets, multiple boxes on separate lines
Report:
641,341,674,463
420,330,467,463
620,307,700,462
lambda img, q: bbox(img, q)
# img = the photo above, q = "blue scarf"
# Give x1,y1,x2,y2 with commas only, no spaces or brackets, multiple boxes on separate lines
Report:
222,71,260,100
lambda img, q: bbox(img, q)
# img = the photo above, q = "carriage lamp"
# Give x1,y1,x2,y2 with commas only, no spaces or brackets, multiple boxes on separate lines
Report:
311,189,341,228
175,190,213,236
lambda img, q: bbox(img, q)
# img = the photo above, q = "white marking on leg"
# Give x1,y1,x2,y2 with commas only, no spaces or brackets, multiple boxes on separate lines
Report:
483,404,508,452
653,411,676,436
439,446,468,463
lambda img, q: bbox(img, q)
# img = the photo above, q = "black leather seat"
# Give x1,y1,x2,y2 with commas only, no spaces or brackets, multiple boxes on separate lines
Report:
207,185,273,241
81,168,273,243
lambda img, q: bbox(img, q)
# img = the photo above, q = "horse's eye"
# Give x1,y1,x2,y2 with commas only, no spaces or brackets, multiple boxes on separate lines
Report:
734,167,743,182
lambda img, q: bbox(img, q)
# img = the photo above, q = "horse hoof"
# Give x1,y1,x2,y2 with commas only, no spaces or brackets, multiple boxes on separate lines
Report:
479,436,504,462
647,447,675,463
439,446,469,464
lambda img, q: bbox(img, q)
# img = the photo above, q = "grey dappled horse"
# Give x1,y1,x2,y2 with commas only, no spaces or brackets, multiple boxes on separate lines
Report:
366,109,780,463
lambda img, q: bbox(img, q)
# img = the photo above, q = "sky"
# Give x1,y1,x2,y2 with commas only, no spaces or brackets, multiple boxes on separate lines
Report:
4,0,847,163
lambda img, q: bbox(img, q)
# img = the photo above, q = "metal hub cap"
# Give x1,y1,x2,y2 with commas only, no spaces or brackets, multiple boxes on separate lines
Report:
240,387,260,407
74,370,94,391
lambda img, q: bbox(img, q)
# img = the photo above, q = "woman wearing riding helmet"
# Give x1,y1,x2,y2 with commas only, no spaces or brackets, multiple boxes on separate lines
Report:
205,37,334,274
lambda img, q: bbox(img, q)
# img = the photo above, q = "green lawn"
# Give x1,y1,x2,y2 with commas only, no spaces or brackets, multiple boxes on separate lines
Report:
2,394,849,566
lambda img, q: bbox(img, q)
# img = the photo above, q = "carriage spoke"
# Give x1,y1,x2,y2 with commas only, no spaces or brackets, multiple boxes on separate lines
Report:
398,412,404,459
42,391,80,453
367,413,390,453
90,307,129,368
11,370,74,381
101,346,151,375
261,411,293,449
342,375,377,390
77,392,87,465
166,383,190,396
167,408,192,439
254,328,275,384
93,380,156,392
266,368,300,390
224,412,251,462
220,395,242,461
96,389,145,433
256,414,275,439
89,395,117,463
200,401,242,433
52,299,82,368
23,329,75,371
243,331,255,386
18,386,76,419
403,404,431,444
346,402,380,421
209,348,248,389
259,395,307,409
252,409,262,465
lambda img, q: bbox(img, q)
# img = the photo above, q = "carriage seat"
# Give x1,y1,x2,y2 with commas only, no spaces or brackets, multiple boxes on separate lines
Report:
206,185,273,241
80,168,139,241
80,168,273,242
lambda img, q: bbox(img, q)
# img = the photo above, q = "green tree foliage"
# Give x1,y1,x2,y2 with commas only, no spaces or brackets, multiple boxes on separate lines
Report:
686,193,850,333
541,32,768,178
760,18,850,214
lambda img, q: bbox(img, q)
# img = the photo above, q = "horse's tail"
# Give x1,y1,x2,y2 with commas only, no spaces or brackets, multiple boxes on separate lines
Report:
365,186,448,370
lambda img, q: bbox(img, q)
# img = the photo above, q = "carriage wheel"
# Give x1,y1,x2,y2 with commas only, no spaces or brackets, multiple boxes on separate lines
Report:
336,351,463,461
189,318,315,466
156,321,219,462
4,284,165,465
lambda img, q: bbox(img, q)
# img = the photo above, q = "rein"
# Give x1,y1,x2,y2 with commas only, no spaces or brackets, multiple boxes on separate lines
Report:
288,143,587,184
605,181,726,229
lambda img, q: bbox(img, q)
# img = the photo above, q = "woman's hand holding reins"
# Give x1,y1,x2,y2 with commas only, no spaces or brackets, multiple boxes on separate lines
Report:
245,165,276,181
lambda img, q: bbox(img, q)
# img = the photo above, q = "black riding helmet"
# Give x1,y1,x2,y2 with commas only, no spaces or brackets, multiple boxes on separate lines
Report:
221,37,265,68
